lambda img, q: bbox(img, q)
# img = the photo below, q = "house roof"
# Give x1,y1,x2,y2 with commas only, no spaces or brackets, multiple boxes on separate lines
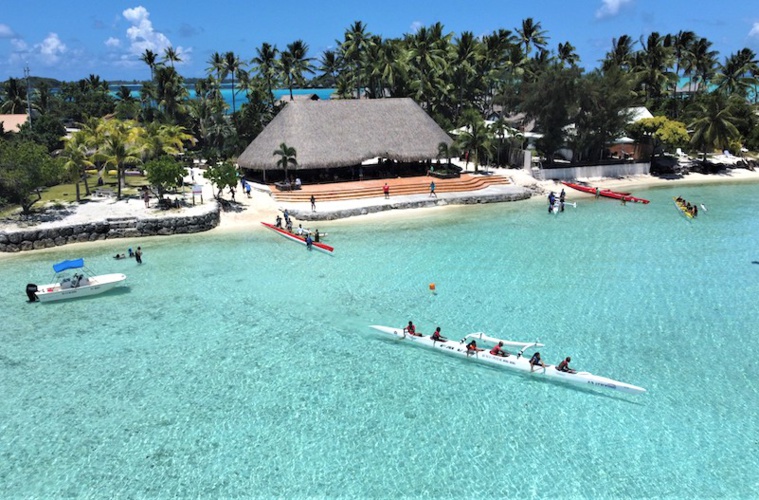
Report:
0,114,29,133
237,98,453,170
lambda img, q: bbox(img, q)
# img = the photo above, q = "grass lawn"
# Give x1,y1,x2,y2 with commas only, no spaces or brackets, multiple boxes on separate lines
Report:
0,173,151,217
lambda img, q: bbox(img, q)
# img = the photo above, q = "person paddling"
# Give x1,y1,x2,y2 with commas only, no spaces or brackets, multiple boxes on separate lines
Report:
431,327,447,342
556,356,576,373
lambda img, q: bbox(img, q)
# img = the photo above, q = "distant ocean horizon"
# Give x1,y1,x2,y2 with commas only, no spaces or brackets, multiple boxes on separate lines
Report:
110,84,335,112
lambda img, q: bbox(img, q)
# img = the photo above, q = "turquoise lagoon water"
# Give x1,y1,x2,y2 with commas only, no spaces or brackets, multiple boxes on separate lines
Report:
1,182,759,498
115,85,335,111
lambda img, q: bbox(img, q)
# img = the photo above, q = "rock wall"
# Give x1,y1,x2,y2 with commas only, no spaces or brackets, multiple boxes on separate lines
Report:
290,189,531,221
0,207,220,253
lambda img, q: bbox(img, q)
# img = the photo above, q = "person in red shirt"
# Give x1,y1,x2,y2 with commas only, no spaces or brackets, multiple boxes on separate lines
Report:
556,357,576,373
431,327,446,342
383,183,390,199
489,341,509,357
404,321,422,337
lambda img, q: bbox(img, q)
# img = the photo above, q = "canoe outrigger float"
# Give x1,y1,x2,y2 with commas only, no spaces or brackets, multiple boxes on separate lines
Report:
369,325,646,395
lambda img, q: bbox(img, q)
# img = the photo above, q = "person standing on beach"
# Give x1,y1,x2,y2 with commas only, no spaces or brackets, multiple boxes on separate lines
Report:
383,183,390,199
310,195,316,212
142,187,150,208
135,246,143,264
429,181,437,198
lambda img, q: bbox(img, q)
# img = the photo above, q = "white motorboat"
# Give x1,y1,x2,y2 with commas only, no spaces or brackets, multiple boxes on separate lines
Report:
369,325,646,395
26,258,127,303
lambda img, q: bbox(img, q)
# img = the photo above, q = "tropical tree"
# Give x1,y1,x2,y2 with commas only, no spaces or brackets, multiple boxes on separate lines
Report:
252,42,279,108
273,142,297,181
602,35,636,72
224,51,246,117
340,21,372,98
634,32,676,102
405,24,449,111
557,42,579,67
713,49,759,98
204,160,238,200
0,140,63,214
455,110,491,173
317,49,342,87
163,46,182,67
0,78,28,114
689,37,719,95
98,120,145,199
145,156,187,198
687,93,741,163
279,40,314,101
140,49,159,81
61,134,95,201
516,18,548,57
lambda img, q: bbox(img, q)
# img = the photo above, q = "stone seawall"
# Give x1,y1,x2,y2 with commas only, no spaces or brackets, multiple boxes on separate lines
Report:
0,206,220,253
289,189,532,221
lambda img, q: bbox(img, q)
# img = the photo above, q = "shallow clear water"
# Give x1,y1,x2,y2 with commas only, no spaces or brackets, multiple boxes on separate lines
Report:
2,182,759,498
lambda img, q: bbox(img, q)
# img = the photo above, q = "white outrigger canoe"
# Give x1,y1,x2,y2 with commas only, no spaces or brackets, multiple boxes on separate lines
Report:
26,258,127,303
370,325,646,395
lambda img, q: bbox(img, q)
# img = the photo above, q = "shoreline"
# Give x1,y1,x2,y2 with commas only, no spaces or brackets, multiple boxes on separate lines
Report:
2,167,759,259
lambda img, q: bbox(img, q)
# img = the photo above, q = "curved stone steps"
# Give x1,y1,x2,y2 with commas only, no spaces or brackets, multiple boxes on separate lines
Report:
272,174,510,202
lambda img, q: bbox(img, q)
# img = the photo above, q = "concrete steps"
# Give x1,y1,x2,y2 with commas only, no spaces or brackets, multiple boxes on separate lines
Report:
271,174,510,203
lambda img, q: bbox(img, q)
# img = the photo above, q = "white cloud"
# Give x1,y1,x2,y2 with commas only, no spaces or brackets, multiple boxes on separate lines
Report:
36,33,66,64
105,37,121,48
121,5,189,64
750,22,759,38
0,23,15,38
410,21,422,33
596,0,634,20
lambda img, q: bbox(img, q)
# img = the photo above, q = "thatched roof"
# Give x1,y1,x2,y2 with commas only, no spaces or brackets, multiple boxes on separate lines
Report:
237,98,453,171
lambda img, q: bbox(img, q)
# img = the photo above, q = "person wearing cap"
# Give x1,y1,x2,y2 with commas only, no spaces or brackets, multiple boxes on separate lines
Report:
556,356,576,373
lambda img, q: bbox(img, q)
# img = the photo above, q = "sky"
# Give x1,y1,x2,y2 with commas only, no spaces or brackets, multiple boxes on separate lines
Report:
1,0,758,82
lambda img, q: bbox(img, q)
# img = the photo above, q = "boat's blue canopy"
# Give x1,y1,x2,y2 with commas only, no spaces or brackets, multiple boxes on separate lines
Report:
53,258,84,273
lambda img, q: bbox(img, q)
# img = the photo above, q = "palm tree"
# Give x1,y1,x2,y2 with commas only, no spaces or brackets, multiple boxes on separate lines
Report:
163,46,182,68
224,51,245,116
140,49,159,81
155,65,188,122
603,35,635,72
688,94,740,164
252,42,279,108
634,32,676,101
279,40,314,101
517,18,548,56
0,78,28,114
318,49,341,87
98,120,145,199
557,42,579,67
713,49,758,98
273,142,297,181
455,110,491,173
341,21,372,98
405,25,448,110
61,134,95,201
689,37,718,95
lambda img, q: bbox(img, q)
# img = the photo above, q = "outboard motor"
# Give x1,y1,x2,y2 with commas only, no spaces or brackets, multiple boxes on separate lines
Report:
26,283,39,302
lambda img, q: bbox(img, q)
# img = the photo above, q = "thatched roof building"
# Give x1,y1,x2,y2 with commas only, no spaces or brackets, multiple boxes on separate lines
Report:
237,98,452,172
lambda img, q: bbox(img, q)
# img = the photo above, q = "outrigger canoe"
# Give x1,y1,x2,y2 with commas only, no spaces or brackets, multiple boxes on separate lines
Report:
673,197,695,219
261,222,334,254
369,325,646,395
562,181,650,204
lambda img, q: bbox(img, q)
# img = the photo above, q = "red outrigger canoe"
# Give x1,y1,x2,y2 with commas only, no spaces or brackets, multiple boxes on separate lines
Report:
561,182,650,204
261,222,334,254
